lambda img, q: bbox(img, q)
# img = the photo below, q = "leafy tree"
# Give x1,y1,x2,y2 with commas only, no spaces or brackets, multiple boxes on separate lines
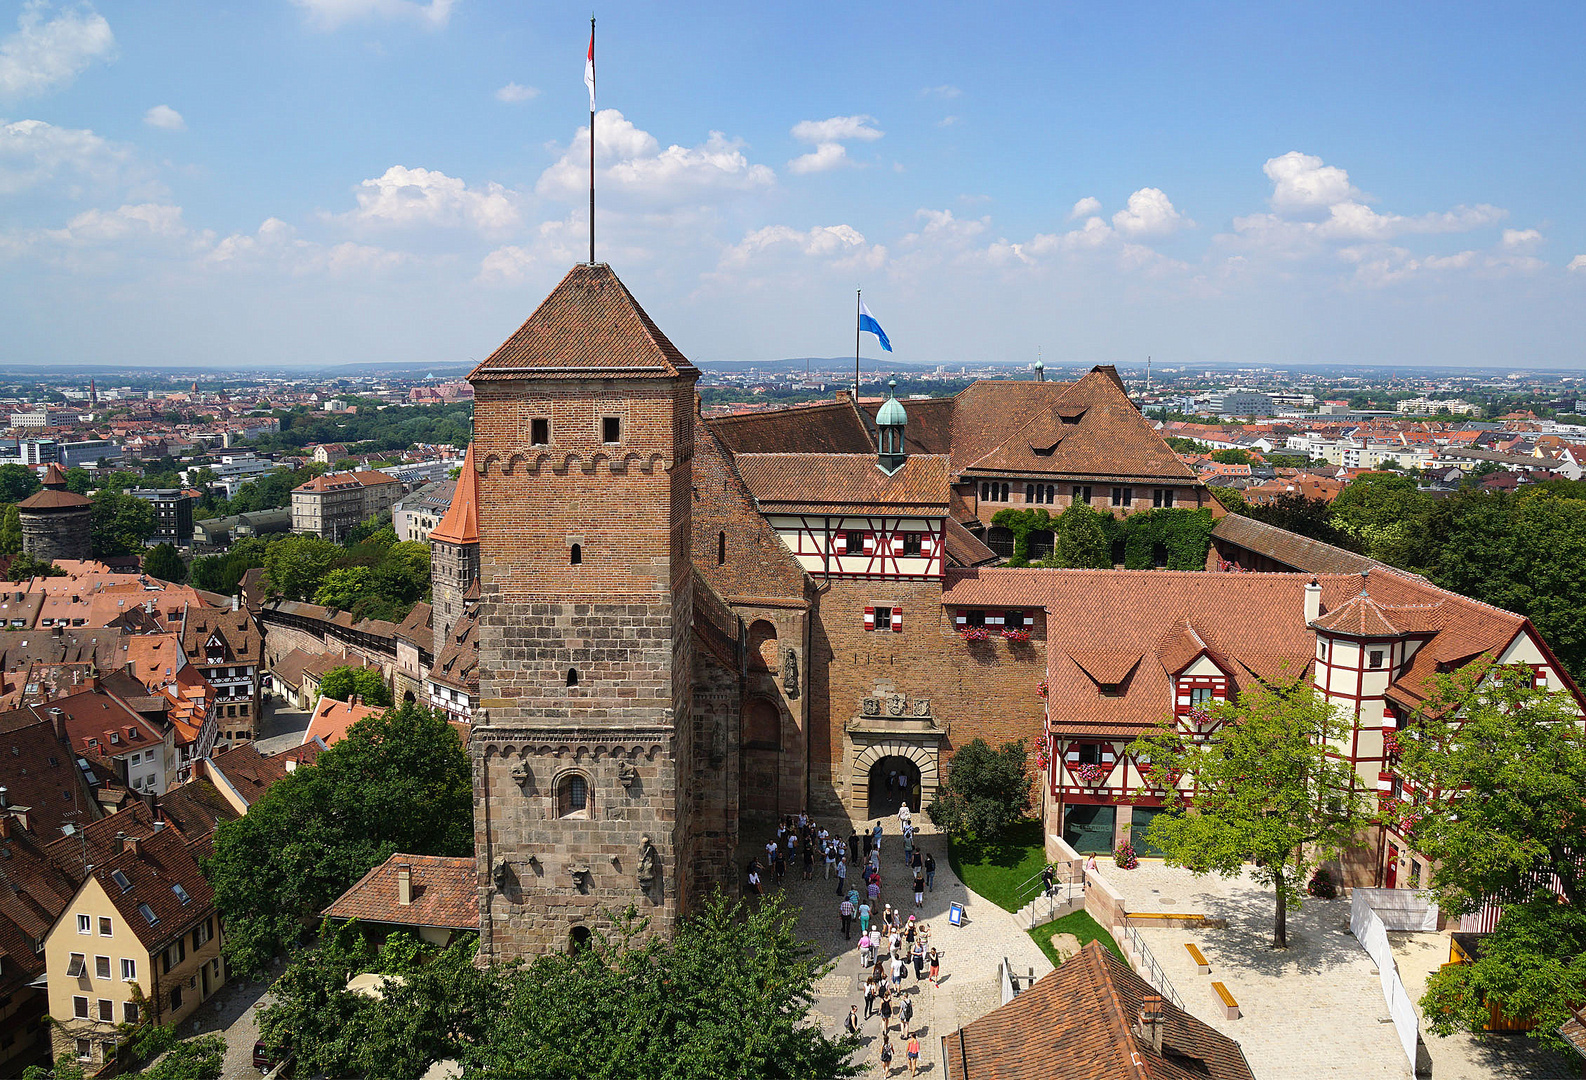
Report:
1389,662,1586,1049
64,466,92,494
318,664,393,707
0,463,40,502
144,542,186,583
1247,492,1358,551
1263,453,1311,469
1329,472,1432,566
1208,486,1248,514
205,703,471,974
1211,448,1253,465
189,536,271,595
314,566,377,610
90,490,156,557
1053,502,1110,568
0,504,21,555
263,534,345,601
1163,436,1208,454
926,738,1032,839
461,894,857,1080
6,552,65,581
1129,680,1373,947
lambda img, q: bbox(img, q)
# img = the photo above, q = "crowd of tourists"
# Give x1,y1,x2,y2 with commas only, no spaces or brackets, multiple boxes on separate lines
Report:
745,803,942,1076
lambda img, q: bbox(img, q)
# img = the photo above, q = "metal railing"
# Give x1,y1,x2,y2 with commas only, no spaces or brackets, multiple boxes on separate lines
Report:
1120,919,1184,1011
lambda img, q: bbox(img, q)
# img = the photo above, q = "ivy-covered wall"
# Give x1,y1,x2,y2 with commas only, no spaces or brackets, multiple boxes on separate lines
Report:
989,506,1215,570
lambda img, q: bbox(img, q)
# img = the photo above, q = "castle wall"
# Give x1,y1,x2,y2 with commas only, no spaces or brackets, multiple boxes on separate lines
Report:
20,508,90,563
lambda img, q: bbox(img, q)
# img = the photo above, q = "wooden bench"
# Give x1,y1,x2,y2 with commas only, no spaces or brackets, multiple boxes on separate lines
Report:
1185,943,1210,974
1211,981,1239,1020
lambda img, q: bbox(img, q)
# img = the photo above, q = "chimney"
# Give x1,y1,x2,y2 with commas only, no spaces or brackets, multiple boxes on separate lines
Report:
231,594,240,612
0,816,9,840
0,786,8,808
152,820,166,832
115,829,128,852
47,706,65,743
125,835,141,857
1136,994,1165,1055
397,863,413,906
1304,577,1322,625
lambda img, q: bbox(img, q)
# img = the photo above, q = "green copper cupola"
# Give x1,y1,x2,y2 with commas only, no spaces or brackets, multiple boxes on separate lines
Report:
876,379,908,473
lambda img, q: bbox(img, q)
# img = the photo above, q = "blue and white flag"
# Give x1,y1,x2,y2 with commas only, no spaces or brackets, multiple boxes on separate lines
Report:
858,300,893,353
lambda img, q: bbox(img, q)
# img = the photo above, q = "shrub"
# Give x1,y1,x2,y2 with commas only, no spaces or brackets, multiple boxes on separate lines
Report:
1307,867,1338,899
1114,842,1139,870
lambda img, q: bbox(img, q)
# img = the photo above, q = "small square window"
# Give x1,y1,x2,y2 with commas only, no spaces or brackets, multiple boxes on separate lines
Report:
965,610,986,628
121,958,136,981
124,1001,139,1023
1369,650,1385,669
530,418,550,445
872,606,893,632
900,534,922,558
77,914,91,935
602,417,621,444
73,996,88,1019
1073,485,1093,505
173,883,191,905
138,903,158,926
67,953,86,977
97,998,113,1022
95,955,110,979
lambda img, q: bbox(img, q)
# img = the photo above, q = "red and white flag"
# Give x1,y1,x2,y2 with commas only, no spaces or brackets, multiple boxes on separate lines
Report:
584,31,596,110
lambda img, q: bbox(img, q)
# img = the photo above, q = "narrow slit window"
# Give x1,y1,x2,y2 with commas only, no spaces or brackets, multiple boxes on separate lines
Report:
602,417,621,444
717,531,726,565
570,543,582,565
566,669,580,687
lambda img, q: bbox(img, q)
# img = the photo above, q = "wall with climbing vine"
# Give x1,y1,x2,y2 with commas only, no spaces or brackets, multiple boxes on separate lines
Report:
989,506,1215,571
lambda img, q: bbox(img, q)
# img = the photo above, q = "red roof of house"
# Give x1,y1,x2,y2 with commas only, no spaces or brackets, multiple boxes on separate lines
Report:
302,695,384,747
429,443,479,544
321,852,477,931
733,453,951,514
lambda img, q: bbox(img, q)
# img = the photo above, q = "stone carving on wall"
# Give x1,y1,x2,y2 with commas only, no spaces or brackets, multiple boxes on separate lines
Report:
862,697,881,716
885,693,906,717
782,648,799,698
711,717,727,768
636,833,658,895
617,760,638,789
568,862,592,894
491,858,511,893
509,761,531,790
912,698,931,717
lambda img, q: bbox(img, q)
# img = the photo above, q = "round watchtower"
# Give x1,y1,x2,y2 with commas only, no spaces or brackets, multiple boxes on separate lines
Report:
17,464,91,562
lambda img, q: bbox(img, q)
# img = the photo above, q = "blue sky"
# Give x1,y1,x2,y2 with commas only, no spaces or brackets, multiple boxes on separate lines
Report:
2,0,1584,370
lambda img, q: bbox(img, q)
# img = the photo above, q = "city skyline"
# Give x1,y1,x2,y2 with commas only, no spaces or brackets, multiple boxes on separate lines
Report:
2,0,1584,369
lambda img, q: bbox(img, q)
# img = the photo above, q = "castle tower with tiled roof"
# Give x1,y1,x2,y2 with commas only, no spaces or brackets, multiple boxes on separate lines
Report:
429,444,480,648
17,463,91,562
468,263,712,958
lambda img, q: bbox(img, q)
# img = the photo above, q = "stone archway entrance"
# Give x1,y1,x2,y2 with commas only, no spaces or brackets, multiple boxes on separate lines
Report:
868,755,921,817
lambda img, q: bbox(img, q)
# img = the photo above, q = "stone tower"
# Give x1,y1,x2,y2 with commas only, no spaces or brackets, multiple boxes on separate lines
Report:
18,464,91,563
469,263,702,959
429,443,481,648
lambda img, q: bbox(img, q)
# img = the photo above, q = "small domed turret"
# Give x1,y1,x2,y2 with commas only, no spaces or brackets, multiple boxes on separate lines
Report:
877,379,908,473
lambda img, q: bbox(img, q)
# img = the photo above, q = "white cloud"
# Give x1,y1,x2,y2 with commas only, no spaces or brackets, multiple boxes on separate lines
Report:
143,105,185,132
495,82,537,104
791,115,882,143
1111,187,1189,238
1500,227,1542,251
342,165,519,232
1570,255,1586,273
46,202,191,244
722,223,883,270
1263,151,1359,212
936,115,958,128
0,1,116,99
537,110,774,205
921,85,960,99
207,217,411,276
291,0,456,30
788,142,847,175
1069,196,1101,220
903,208,986,247
787,116,881,175
0,118,125,195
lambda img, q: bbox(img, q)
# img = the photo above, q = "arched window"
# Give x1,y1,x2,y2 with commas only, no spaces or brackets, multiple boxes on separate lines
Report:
569,925,592,952
557,774,588,818
717,531,726,565
566,668,580,687
570,543,582,565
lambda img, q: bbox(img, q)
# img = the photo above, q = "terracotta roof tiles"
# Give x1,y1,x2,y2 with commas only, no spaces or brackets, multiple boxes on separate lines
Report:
734,453,950,513
429,444,479,544
708,397,873,455
321,852,477,931
471,263,697,380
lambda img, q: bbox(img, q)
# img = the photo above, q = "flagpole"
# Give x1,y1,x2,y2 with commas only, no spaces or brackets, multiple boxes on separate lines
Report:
588,15,596,265
855,289,862,402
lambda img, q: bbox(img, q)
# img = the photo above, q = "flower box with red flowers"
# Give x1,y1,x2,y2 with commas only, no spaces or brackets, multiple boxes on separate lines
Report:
1033,742,1051,770
1382,731,1401,758
1073,762,1107,786
1114,842,1139,870
1035,678,1049,699
959,627,991,643
1001,628,1031,642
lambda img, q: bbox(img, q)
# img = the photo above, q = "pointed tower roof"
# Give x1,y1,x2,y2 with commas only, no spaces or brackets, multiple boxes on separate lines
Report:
469,263,697,381
430,445,479,545
42,463,67,489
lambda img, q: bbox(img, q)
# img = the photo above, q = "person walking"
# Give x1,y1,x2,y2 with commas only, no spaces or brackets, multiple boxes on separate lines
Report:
823,841,835,879
860,931,875,967
835,852,848,895
879,994,893,1034
880,1037,894,1075
867,877,881,907
846,1004,861,1038
899,994,914,1030
747,864,762,896
928,946,941,988
863,978,877,1020
849,828,860,865
913,868,925,909
1041,863,1055,897
863,829,874,860
773,845,785,884
912,938,927,981
924,853,936,892
801,842,814,881
859,901,872,935
897,800,911,831
906,1031,921,1077
891,954,907,991
902,830,913,868
839,896,855,939
873,820,884,848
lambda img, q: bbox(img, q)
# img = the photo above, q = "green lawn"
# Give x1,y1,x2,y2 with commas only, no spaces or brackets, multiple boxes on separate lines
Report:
945,820,1048,912
1029,910,1123,966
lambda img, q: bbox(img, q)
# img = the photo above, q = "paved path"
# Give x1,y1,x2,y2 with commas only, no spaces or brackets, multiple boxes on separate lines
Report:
253,695,312,756
740,814,1052,1079
1106,862,1408,1079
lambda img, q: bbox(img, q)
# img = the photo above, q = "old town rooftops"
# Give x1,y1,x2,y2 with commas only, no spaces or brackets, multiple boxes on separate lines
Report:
322,852,477,931
941,566,1562,733
470,263,698,381
733,453,951,515
708,395,875,455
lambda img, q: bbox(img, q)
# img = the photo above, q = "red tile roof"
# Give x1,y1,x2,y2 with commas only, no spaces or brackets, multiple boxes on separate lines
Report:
470,263,697,380
943,941,1255,1080
88,826,215,952
302,695,384,747
733,453,950,514
206,743,289,807
708,397,874,455
429,443,479,544
321,852,477,931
